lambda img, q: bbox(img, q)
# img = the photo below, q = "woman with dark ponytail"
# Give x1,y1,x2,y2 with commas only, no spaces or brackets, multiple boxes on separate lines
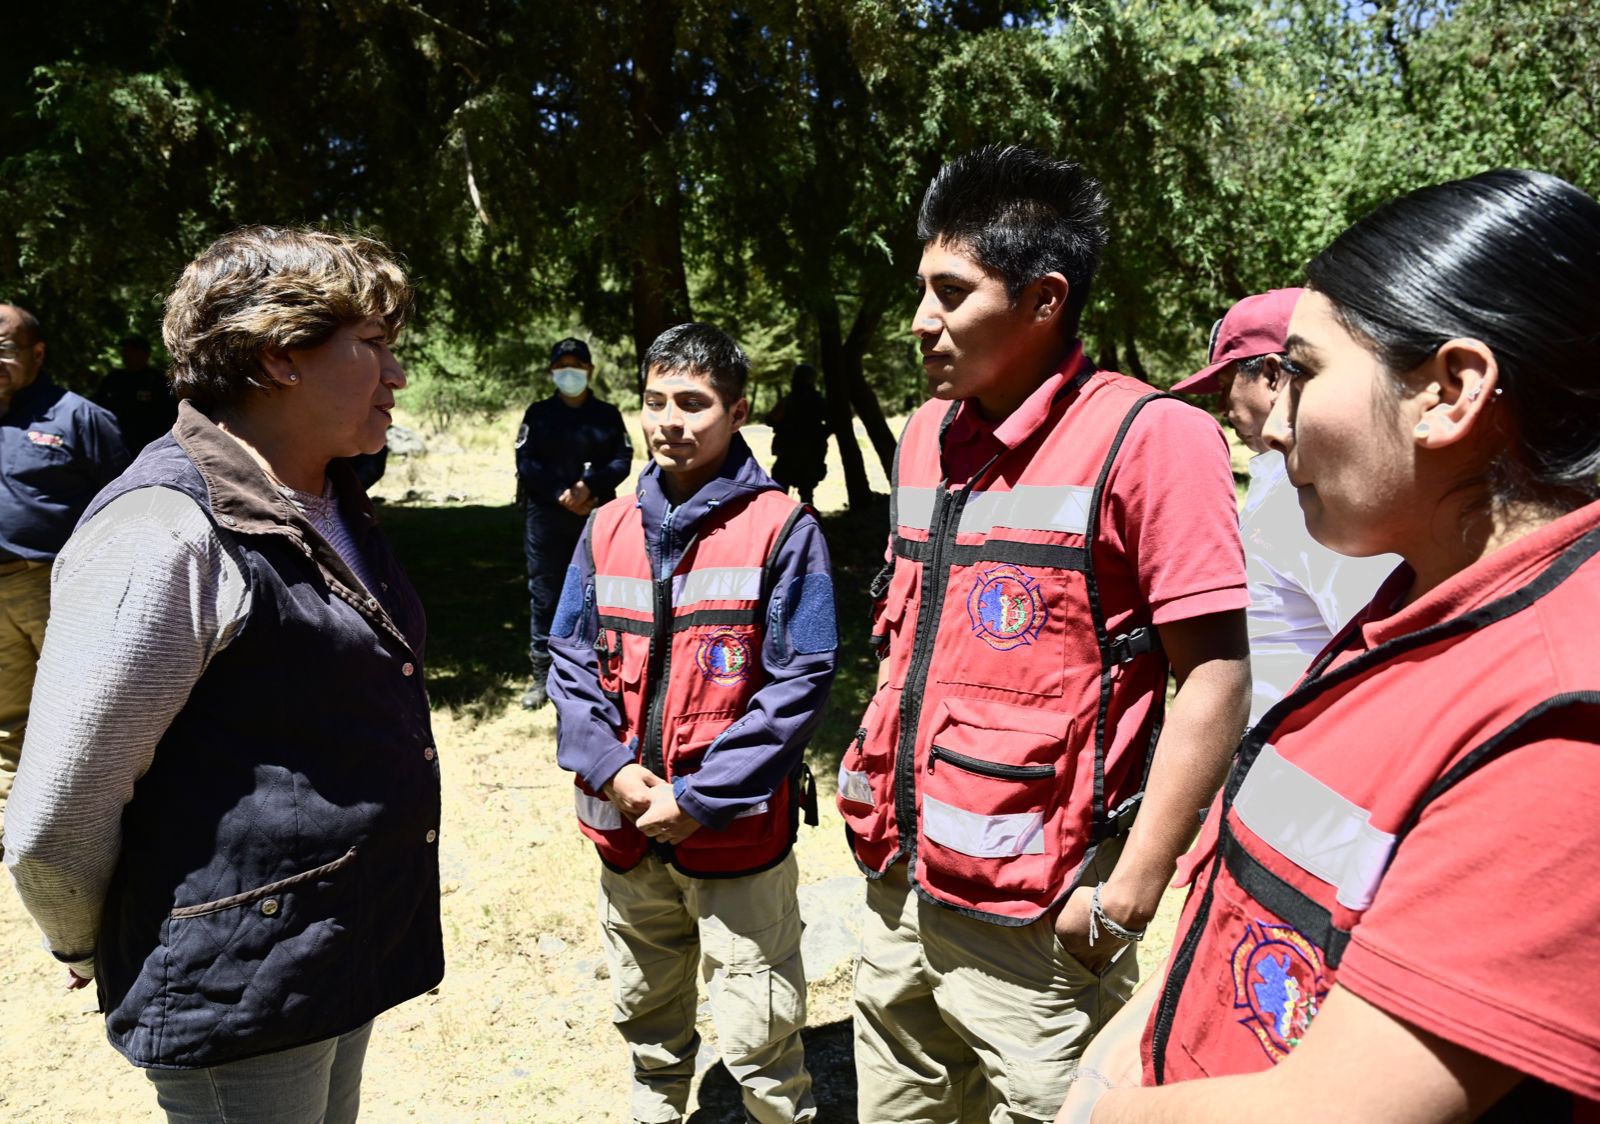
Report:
1057,170,1600,1122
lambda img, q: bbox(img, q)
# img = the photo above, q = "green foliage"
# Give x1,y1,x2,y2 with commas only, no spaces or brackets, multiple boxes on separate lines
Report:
4,0,1598,402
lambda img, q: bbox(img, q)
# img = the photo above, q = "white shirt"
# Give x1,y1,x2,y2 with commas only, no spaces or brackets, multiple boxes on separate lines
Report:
1241,451,1396,727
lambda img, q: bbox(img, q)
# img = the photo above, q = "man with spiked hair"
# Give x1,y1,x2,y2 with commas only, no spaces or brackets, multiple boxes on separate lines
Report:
837,147,1251,1120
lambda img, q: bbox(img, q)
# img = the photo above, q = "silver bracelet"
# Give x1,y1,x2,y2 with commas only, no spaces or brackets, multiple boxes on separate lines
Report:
1074,1065,1117,1090
1088,882,1146,946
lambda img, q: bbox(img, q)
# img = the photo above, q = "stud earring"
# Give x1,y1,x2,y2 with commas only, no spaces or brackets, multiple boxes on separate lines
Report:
286,372,299,383
1414,420,1431,437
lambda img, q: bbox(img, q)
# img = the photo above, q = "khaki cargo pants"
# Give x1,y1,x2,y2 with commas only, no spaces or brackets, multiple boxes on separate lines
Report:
598,850,814,1123
0,561,50,810
853,847,1137,1123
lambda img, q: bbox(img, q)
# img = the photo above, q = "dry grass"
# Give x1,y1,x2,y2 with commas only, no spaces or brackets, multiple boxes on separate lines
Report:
0,402,1196,1122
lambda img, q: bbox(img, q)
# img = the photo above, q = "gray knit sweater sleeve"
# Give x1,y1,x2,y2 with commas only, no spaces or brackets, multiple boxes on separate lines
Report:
2,486,251,978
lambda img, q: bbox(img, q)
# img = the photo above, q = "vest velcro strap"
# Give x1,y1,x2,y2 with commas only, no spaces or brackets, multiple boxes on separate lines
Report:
1108,626,1160,664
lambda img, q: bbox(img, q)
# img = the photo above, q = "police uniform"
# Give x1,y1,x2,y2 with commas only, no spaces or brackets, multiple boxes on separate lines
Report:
515,389,632,691
1144,500,1600,1120
842,348,1248,1120
0,375,129,802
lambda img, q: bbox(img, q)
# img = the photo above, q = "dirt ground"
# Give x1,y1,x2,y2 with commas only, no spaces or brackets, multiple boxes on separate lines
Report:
0,407,1194,1122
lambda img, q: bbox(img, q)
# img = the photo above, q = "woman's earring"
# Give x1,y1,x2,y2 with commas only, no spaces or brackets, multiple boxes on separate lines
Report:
286,372,299,383
1414,420,1431,437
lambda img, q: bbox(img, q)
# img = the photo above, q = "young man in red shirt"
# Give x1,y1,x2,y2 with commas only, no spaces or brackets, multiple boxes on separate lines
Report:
839,145,1251,1121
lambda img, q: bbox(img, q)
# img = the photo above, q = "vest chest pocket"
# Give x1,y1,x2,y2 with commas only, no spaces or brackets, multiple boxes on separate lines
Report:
597,628,646,708
871,560,919,690
936,561,1079,698
915,699,1075,912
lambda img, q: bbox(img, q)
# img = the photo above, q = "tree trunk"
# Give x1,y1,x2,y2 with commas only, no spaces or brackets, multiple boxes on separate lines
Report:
1122,329,1150,384
624,1,693,389
816,299,874,509
842,296,896,473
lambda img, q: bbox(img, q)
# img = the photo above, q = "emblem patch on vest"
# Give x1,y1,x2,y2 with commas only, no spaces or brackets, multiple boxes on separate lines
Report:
696,628,752,686
1231,919,1328,1062
26,430,64,447
966,563,1047,651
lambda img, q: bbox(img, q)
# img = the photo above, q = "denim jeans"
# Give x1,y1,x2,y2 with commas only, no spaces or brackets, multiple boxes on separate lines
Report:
144,1021,374,1124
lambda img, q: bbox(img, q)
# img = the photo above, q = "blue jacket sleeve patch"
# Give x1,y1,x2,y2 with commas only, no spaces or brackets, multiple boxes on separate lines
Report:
786,572,838,654
551,565,586,639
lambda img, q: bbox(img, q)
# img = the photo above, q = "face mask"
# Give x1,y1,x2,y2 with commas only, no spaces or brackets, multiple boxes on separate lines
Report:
552,367,589,397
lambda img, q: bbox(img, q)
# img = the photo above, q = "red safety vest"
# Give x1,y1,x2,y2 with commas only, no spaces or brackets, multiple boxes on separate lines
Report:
572,488,810,877
1145,515,1600,1119
837,360,1179,923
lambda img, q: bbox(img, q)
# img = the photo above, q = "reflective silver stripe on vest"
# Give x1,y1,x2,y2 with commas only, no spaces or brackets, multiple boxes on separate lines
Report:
898,486,939,532
596,575,653,613
672,566,763,607
921,794,1045,858
895,484,1093,536
733,800,770,820
1233,744,1396,911
575,790,624,832
838,765,874,806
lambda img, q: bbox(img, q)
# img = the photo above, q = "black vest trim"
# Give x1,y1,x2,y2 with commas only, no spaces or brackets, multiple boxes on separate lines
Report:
892,533,1089,572
598,613,653,636
1083,392,1172,843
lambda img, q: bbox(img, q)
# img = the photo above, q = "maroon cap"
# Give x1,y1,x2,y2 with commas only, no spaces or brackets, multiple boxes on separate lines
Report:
1171,287,1304,395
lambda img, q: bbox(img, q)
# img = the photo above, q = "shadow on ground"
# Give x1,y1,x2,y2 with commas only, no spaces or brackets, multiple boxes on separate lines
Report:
689,1019,857,1123
377,501,528,718
378,494,890,742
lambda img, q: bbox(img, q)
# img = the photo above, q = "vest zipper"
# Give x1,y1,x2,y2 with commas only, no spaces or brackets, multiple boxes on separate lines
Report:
928,744,1055,780
894,484,959,863
641,505,677,781
892,448,1002,870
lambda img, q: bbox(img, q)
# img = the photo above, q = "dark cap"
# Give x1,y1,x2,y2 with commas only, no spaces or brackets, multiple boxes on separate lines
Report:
1171,288,1303,394
550,337,592,366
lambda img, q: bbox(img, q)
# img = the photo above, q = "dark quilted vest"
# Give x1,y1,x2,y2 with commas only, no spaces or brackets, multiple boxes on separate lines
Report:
84,414,443,1069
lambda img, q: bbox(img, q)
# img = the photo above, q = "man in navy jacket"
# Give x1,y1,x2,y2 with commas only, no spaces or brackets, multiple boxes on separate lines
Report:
0,304,128,810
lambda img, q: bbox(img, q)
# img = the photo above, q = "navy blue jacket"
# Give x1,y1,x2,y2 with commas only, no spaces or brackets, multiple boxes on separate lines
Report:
84,403,442,1069
1,375,130,560
548,434,838,830
515,393,632,506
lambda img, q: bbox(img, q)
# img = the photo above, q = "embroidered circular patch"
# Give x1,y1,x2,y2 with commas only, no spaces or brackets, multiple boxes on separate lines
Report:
1231,919,1329,1062
965,563,1047,651
696,628,752,686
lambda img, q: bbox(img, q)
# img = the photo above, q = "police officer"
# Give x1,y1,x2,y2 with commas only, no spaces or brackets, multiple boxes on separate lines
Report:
0,304,129,811
516,337,632,710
